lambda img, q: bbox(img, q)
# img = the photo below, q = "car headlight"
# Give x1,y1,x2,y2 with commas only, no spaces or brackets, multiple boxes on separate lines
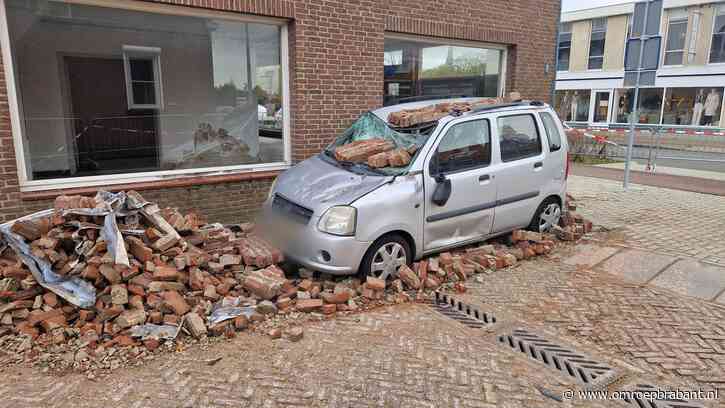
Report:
267,178,278,202
317,206,357,236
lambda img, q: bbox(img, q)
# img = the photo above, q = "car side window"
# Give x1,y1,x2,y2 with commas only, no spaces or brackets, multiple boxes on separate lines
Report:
540,112,562,152
497,114,542,162
433,119,491,174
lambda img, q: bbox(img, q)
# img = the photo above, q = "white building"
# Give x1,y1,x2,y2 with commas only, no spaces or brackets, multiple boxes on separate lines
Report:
555,0,725,128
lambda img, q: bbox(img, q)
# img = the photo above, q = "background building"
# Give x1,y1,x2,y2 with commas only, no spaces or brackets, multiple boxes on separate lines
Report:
555,0,725,128
0,0,560,223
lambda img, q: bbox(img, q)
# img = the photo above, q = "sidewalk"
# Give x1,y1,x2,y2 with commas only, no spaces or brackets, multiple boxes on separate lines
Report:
572,163,725,196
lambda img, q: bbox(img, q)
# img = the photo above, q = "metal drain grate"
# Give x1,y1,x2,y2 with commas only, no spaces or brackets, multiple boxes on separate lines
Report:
427,292,496,329
498,329,616,386
622,384,705,408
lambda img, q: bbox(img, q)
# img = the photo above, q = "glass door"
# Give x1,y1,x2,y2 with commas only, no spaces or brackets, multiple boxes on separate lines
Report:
590,90,612,124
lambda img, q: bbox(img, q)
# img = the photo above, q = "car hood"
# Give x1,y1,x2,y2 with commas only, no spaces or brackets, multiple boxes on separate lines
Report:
273,154,391,214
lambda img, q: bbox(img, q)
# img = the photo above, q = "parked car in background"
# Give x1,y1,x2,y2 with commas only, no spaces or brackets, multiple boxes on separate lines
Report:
262,98,569,279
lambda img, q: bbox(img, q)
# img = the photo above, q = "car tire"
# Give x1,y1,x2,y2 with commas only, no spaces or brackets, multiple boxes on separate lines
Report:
359,234,412,280
527,197,562,233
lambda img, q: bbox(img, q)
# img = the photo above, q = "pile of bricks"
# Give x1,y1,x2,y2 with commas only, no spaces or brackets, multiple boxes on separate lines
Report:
387,97,503,128
553,195,593,241
333,139,394,163
333,139,414,169
0,191,298,354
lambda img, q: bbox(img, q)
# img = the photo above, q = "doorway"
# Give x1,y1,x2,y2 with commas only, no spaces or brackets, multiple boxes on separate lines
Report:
65,56,159,176
590,90,612,124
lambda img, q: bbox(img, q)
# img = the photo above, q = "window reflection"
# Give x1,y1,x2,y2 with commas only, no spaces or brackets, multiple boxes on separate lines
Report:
6,0,285,181
383,38,502,106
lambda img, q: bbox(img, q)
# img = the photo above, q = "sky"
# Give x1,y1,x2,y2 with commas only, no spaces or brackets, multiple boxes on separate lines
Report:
562,0,632,12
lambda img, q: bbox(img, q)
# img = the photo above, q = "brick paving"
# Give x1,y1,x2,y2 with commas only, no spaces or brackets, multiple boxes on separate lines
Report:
1,305,617,408
2,176,725,407
568,175,725,265
461,250,725,398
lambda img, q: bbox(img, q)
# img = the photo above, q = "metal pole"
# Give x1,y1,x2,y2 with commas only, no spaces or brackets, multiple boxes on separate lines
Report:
624,1,650,190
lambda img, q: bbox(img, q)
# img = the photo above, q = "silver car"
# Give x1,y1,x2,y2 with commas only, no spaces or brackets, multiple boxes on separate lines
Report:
262,98,569,279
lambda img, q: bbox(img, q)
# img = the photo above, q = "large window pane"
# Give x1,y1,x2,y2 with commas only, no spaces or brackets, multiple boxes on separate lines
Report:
664,17,686,66
557,25,572,72
554,90,591,122
588,18,607,70
612,88,663,124
710,13,725,63
383,37,502,106
6,0,285,181
663,88,723,126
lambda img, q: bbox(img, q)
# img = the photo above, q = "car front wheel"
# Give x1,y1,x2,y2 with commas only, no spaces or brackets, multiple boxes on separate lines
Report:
359,234,411,280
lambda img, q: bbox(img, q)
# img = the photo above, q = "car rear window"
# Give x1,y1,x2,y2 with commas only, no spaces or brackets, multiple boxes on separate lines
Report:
540,111,563,152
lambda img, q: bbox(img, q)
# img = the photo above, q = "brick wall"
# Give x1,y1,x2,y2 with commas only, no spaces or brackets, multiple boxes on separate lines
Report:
0,0,560,223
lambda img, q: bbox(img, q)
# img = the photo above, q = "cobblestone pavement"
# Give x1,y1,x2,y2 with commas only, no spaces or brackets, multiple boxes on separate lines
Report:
1,304,621,408
460,247,725,401
567,175,725,266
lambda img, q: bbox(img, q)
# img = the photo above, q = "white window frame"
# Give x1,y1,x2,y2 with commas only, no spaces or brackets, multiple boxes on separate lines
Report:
687,10,701,63
123,45,163,110
708,4,725,65
588,17,607,71
663,9,688,67
557,22,572,72
0,0,292,192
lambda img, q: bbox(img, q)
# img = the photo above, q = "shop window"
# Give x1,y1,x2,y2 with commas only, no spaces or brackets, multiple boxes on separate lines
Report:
588,18,607,70
554,90,591,122
710,6,725,63
664,10,687,66
123,46,162,109
4,0,287,183
383,37,503,106
612,88,664,124
557,23,572,71
663,88,723,126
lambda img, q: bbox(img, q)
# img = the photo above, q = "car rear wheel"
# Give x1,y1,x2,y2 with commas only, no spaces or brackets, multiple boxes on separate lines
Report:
359,234,411,280
528,198,561,233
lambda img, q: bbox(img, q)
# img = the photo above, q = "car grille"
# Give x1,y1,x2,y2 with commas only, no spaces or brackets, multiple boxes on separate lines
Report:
271,194,314,224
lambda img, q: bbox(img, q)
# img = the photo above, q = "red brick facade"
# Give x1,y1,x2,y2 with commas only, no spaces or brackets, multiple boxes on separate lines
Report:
0,0,559,223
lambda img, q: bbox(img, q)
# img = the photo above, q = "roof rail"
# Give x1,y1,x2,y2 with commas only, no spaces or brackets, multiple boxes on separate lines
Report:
467,100,545,114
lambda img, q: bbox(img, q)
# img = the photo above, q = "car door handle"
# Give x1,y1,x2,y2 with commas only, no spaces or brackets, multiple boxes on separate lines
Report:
533,162,543,169
478,174,490,181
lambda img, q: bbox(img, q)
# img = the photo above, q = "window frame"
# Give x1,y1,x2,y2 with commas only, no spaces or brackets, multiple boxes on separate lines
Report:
557,22,572,72
709,6,725,64
383,33,508,105
539,111,562,152
430,118,492,175
496,113,543,163
663,11,688,67
588,17,607,70
0,0,292,192
122,45,163,110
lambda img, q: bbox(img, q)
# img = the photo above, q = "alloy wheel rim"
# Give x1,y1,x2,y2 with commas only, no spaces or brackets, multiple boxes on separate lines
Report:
370,242,407,280
539,203,561,232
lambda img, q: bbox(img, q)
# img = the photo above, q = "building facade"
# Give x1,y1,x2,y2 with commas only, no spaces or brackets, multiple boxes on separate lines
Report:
0,0,559,223
555,0,725,129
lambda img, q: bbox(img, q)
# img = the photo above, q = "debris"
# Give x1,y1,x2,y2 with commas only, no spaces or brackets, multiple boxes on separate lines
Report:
285,326,304,342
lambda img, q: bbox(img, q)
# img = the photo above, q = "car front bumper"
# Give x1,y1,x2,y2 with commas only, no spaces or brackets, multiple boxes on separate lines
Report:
259,205,371,275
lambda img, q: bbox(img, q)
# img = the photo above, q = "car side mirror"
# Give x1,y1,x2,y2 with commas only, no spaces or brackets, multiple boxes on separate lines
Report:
432,174,452,206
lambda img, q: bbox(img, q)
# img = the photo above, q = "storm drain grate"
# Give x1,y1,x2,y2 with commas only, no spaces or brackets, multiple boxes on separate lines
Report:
427,292,496,329
498,329,616,386
621,384,705,408
430,292,496,329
